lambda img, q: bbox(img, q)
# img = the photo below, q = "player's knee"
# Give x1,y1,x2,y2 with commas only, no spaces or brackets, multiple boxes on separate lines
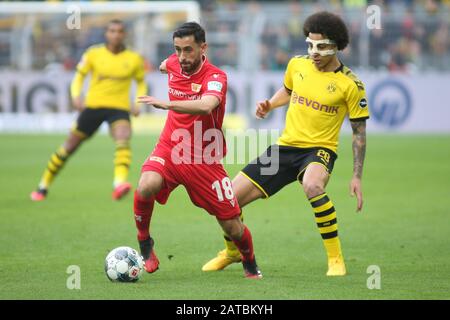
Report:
302,180,325,199
64,144,76,154
233,175,263,207
112,122,131,140
136,182,155,198
64,135,84,154
113,129,131,141
227,229,240,241
137,174,162,198
222,219,244,240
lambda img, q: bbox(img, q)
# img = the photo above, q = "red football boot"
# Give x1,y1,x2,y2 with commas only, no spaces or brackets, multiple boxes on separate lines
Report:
30,188,47,202
242,257,263,279
139,237,160,273
112,182,132,200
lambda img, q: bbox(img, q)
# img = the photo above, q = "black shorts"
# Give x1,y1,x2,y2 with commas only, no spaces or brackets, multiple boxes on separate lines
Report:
241,144,337,198
73,108,130,138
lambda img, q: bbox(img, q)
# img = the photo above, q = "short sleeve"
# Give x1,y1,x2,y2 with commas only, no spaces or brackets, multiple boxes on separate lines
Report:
283,58,296,92
165,54,178,74
76,50,92,75
202,72,227,103
347,81,370,121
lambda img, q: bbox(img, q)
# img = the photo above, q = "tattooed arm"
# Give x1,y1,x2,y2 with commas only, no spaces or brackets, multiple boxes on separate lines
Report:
350,120,367,212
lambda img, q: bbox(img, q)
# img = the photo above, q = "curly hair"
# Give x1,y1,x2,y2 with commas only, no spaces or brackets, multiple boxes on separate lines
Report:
303,11,349,51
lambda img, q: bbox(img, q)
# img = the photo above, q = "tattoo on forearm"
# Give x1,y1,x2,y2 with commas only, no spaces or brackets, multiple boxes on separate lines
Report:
351,120,366,179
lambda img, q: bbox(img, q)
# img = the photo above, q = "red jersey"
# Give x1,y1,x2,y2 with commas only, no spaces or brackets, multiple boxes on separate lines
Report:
158,53,227,164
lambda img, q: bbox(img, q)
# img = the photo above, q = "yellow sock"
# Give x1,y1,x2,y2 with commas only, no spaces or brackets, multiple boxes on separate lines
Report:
113,140,131,187
309,193,342,259
223,212,243,254
39,146,69,189
323,238,342,259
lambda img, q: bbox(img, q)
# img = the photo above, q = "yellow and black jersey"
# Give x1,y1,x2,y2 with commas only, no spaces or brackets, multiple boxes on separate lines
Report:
70,44,147,111
278,55,370,153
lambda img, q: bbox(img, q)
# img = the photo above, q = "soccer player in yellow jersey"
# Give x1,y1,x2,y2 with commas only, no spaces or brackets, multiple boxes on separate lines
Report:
203,11,369,276
30,20,147,201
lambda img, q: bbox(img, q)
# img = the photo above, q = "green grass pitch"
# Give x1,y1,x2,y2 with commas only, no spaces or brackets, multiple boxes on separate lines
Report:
0,133,449,300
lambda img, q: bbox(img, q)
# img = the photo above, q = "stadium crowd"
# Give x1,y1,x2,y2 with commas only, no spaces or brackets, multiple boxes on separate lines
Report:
0,0,449,72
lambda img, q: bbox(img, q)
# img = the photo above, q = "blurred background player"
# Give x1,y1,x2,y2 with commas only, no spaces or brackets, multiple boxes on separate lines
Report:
203,11,369,276
30,19,147,201
134,22,262,279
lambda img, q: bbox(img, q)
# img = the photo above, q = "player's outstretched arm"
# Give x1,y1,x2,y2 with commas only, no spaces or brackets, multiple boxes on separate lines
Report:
137,95,219,115
350,119,367,212
256,86,291,119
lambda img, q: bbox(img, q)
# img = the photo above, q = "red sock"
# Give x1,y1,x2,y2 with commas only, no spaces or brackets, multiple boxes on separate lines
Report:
134,191,154,241
232,226,255,262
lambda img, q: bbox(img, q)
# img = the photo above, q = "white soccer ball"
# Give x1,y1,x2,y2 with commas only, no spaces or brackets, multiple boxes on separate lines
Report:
104,246,144,282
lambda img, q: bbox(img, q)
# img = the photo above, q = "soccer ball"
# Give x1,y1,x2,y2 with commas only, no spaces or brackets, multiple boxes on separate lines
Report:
104,246,144,282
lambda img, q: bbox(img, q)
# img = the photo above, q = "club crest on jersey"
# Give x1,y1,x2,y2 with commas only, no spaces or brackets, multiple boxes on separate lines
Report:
327,82,337,93
191,83,202,93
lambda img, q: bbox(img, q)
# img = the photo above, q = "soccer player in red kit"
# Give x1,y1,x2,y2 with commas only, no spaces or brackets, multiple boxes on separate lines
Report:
134,22,262,279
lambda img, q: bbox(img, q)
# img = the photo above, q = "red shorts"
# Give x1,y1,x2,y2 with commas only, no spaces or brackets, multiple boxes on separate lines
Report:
141,144,241,220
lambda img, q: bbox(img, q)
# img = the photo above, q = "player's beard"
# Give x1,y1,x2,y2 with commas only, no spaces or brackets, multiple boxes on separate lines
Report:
180,56,202,74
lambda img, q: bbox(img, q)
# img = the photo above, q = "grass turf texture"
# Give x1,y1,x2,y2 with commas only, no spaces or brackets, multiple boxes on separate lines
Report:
0,134,449,300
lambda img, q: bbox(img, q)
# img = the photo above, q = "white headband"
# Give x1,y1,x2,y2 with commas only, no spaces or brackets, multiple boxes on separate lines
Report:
306,37,337,57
